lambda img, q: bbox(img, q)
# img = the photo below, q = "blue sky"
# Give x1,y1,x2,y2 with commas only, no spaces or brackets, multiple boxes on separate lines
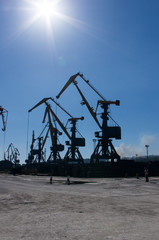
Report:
0,0,159,163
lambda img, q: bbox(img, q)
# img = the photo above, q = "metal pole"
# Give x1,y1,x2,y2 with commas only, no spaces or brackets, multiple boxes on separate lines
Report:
145,145,149,159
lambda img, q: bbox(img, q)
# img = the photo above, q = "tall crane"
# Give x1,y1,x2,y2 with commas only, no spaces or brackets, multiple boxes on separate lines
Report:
0,106,8,131
27,126,47,164
28,98,85,164
5,143,20,166
56,73,121,163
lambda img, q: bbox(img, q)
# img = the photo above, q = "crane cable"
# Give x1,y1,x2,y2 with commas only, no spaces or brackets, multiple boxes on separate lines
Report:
3,130,6,160
26,112,30,160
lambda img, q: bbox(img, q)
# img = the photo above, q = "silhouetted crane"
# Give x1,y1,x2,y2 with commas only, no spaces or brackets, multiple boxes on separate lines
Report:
56,73,121,163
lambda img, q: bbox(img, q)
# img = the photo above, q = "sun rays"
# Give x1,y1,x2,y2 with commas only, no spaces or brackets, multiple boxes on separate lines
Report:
8,0,100,51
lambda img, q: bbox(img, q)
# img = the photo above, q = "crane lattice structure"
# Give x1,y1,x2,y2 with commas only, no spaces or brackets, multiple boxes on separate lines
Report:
56,73,121,163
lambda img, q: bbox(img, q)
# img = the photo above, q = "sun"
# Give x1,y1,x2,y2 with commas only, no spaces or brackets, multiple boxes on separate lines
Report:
14,0,94,48
16,0,62,44
33,0,57,19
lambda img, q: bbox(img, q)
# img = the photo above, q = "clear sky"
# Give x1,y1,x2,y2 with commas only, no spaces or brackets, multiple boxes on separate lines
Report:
0,0,159,163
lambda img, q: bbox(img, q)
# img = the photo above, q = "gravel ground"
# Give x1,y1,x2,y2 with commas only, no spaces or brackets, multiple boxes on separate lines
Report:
0,174,159,240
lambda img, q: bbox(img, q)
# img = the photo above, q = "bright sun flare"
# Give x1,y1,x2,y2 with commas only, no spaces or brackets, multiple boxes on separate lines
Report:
15,0,93,48
34,0,56,18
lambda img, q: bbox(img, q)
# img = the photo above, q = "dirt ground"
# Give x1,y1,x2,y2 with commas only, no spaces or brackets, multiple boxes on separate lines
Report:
0,174,159,240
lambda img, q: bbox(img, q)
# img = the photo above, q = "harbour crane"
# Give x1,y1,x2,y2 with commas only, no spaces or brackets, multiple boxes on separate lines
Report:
5,143,20,166
0,106,8,131
56,73,121,163
28,98,85,164
27,126,47,164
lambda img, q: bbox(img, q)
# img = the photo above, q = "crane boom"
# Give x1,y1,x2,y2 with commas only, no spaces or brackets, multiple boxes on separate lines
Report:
29,98,73,140
56,72,106,101
42,128,49,150
29,97,73,119
28,98,51,112
78,73,106,101
42,105,49,123
74,83,101,129
56,73,101,128
56,73,120,129
56,73,79,99
47,109,56,145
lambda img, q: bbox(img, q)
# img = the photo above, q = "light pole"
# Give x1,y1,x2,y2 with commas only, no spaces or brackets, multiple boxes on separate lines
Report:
93,139,97,151
145,145,149,159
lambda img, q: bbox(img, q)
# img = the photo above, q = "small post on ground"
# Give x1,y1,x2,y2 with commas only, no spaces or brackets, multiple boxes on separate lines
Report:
66,175,70,185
